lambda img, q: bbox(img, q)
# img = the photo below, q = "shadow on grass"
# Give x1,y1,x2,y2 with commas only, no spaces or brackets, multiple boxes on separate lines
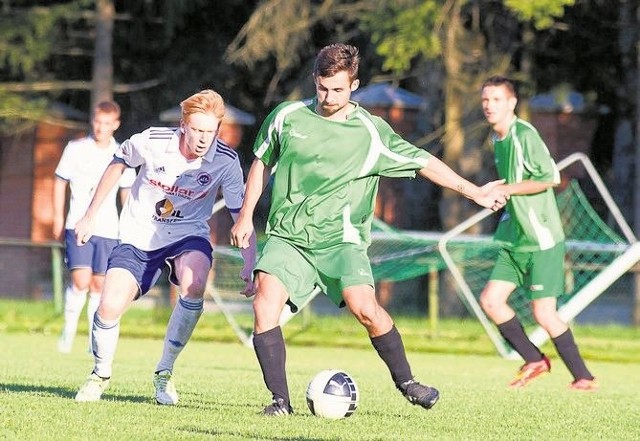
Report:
179,425,341,441
179,394,414,421
0,383,149,403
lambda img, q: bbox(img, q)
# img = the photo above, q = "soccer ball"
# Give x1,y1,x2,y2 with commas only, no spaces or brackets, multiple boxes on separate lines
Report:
305,369,359,419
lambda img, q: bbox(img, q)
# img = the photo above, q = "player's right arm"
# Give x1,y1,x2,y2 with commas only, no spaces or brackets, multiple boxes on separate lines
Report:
230,158,272,249
53,141,76,241
74,159,127,245
52,177,68,241
418,155,508,212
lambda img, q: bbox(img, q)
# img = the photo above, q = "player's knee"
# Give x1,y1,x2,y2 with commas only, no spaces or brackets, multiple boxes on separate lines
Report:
181,283,206,299
96,301,122,321
350,302,381,328
252,290,279,313
89,281,104,294
479,292,494,313
532,308,560,329
70,283,89,294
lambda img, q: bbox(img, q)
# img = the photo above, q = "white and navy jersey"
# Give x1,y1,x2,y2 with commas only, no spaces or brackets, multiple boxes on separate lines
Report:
115,127,245,251
55,136,136,239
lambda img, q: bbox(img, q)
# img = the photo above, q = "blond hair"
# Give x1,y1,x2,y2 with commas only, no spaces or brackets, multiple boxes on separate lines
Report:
180,89,225,121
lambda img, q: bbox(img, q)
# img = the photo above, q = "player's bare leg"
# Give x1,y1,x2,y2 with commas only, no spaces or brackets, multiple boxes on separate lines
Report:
344,285,439,410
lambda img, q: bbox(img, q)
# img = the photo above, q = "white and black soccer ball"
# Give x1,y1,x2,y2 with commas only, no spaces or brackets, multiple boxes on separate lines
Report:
305,369,359,419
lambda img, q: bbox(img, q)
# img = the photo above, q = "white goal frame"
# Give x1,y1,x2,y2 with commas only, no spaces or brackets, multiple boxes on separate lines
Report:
437,152,640,359
207,199,322,348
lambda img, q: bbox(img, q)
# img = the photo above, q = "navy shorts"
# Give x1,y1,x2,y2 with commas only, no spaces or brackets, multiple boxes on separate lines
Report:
65,229,119,275
107,236,213,297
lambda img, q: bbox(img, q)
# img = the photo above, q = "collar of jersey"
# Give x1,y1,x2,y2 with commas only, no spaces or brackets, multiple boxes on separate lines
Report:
89,135,117,150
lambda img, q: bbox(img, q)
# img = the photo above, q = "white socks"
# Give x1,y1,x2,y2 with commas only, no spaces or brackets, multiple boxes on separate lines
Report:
87,292,101,352
90,296,204,378
155,297,204,373
92,313,120,378
60,286,87,350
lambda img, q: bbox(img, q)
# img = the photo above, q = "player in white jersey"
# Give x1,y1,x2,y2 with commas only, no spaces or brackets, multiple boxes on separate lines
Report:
73,90,257,405
53,101,135,354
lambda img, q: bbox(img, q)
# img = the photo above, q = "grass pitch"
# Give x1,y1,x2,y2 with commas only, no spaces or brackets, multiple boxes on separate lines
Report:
1,332,639,441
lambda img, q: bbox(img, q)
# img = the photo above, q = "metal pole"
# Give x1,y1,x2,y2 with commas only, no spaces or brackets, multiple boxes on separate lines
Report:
428,265,439,337
51,246,64,313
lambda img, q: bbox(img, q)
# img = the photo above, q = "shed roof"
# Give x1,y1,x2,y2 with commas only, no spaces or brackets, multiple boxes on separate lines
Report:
529,91,586,113
351,83,427,110
47,102,87,122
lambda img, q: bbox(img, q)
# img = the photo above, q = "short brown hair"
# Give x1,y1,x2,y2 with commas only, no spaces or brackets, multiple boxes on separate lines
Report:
94,101,121,119
313,43,360,82
482,75,517,98
180,89,225,121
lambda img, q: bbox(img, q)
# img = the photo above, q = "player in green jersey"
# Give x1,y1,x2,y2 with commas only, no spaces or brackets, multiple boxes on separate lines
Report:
231,44,509,416
479,76,597,391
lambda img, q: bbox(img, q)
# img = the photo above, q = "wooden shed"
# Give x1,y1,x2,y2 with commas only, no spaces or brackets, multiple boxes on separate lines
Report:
528,89,598,185
0,104,87,299
351,83,432,309
351,82,431,230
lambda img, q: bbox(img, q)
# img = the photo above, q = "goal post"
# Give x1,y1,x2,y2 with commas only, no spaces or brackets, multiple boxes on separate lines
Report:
207,244,322,348
206,199,323,348
438,153,639,359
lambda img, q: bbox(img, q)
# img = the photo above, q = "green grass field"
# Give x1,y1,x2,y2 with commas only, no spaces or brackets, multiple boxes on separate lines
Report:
1,300,640,440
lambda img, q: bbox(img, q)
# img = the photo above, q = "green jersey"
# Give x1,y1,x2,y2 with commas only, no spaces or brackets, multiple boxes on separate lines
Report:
493,117,565,252
254,99,431,249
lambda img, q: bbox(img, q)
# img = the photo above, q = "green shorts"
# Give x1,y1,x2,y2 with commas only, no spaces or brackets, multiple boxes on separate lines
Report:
255,236,374,312
489,242,565,300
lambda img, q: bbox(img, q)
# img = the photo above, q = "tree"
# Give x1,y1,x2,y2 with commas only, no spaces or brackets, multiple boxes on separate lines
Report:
225,0,377,106
0,1,86,131
92,0,115,107
361,0,578,314
0,1,192,134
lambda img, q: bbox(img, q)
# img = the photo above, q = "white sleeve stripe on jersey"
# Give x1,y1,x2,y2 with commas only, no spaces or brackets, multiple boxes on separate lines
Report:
255,101,307,159
355,113,428,177
512,120,559,184
148,127,176,139
511,124,525,183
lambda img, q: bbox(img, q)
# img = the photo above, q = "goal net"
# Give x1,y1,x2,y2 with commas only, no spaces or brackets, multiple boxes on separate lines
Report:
205,153,639,354
438,152,640,358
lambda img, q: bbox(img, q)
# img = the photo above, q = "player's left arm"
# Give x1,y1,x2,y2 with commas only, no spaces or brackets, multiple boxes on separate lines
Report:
499,128,559,196
230,211,257,297
498,180,555,196
418,156,508,212
369,116,507,211
223,156,257,297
